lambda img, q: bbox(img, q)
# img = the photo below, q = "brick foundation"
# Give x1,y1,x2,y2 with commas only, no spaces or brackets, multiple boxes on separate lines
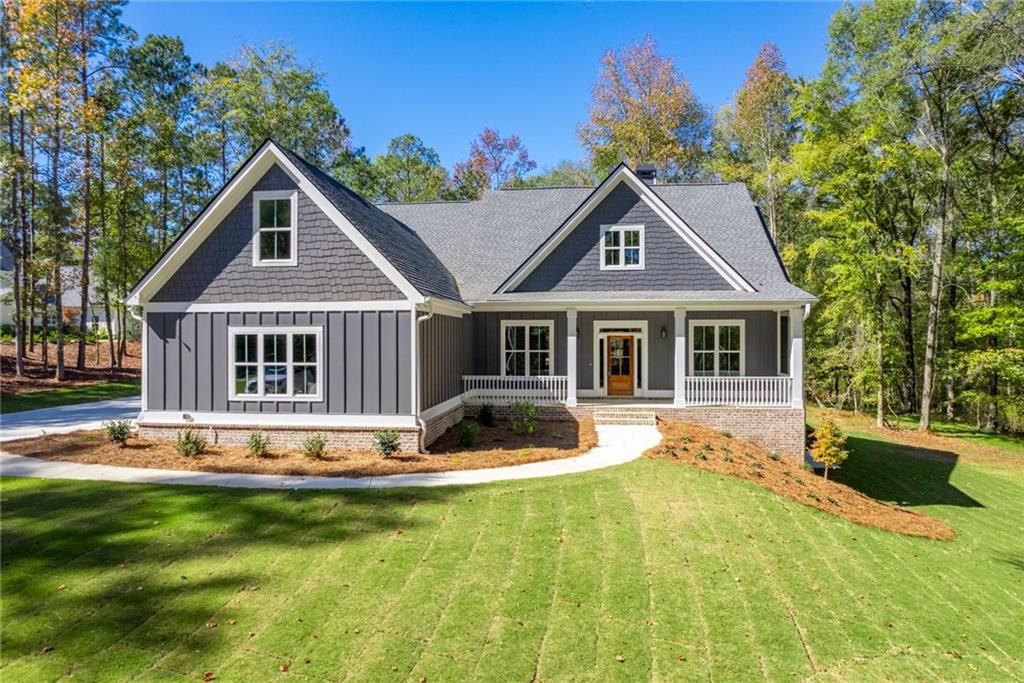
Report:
137,423,421,453
421,403,465,448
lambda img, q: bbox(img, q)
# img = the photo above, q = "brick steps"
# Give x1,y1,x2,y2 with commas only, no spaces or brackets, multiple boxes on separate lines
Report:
592,409,658,426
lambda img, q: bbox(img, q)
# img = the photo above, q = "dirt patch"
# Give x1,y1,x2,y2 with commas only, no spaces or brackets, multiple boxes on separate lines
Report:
645,421,955,541
3,419,597,479
1,341,141,396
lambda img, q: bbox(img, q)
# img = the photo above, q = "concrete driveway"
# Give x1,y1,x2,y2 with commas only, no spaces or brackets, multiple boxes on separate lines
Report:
0,397,140,442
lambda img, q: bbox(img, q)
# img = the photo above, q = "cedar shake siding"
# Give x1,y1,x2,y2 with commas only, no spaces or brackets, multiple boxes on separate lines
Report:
419,314,474,411
513,183,733,293
146,310,412,415
153,164,404,303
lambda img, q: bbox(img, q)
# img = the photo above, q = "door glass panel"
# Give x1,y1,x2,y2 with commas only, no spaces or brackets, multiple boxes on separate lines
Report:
598,339,605,387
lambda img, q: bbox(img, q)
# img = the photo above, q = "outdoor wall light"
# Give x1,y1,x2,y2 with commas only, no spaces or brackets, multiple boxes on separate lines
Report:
660,326,668,339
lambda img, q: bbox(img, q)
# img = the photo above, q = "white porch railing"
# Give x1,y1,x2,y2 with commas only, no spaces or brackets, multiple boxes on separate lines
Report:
462,375,569,405
683,376,793,407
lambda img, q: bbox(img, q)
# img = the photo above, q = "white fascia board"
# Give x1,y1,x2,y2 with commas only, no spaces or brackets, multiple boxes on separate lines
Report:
498,164,755,294
139,410,418,429
144,301,415,313
128,141,424,305
418,297,471,318
466,300,815,312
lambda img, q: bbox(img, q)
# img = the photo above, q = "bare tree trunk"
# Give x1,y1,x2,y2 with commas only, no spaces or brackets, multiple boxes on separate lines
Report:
898,273,917,412
99,134,115,368
76,14,92,370
52,130,65,381
27,136,36,352
41,275,50,370
919,152,950,431
875,285,885,428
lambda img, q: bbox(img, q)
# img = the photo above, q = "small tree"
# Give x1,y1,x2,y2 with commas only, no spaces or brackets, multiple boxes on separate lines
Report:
810,417,848,481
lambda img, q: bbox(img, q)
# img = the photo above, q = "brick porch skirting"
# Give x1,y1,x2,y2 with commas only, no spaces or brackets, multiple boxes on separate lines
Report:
465,403,806,461
137,423,421,453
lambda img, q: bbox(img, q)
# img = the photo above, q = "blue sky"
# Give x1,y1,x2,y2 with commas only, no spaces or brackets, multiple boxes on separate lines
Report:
124,2,841,170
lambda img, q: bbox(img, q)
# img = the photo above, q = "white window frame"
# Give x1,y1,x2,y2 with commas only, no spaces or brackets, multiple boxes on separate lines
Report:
252,190,298,267
228,326,322,401
689,319,745,377
500,319,555,377
599,224,645,271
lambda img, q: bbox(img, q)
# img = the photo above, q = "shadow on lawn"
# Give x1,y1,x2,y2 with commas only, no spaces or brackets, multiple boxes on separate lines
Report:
833,435,983,509
0,479,460,662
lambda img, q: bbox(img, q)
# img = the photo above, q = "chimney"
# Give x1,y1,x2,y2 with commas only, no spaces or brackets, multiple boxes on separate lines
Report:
636,163,657,184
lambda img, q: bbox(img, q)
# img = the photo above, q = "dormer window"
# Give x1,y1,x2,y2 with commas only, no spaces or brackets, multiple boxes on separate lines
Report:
253,190,297,266
600,224,644,270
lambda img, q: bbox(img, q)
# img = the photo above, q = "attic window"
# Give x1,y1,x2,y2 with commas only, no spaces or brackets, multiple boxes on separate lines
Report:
252,190,297,266
600,224,644,270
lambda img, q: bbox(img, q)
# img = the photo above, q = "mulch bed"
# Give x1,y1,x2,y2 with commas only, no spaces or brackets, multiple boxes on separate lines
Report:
3,419,597,479
645,421,956,541
1,340,141,396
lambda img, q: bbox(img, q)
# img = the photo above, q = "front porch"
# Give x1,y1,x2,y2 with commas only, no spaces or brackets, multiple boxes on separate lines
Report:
461,305,805,410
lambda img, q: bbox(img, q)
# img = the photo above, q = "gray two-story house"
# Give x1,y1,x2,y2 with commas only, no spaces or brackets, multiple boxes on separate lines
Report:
128,140,815,457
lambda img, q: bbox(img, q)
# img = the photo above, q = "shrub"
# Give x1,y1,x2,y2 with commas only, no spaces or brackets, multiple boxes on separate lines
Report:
694,450,707,461
301,433,327,460
810,416,849,481
456,420,480,447
507,401,540,435
103,419,132,447
478,403,497,427
768,451,782,461
175,428,207,457
246,431,270,459
372,430,401,457
720,430,732,439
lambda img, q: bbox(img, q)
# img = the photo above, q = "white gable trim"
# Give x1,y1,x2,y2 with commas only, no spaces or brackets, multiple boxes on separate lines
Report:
126,141,423,305
497,165,754,294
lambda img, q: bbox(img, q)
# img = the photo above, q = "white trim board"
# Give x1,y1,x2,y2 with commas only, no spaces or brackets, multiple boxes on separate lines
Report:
689,319,746,377
127,141,424,305
138,411,418,429
499,319,556,377
590,320,650,398
498,164,754,293
144,301,414,313
227,326,323,402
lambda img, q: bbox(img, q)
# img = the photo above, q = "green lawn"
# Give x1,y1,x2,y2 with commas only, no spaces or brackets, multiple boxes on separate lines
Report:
2,430,1022,681
0,381,140,414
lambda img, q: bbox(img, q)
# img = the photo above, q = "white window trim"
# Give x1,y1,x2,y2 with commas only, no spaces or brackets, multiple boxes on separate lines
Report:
252,189,298,267
500,319,555,377
599,224,645,271
228,326,322,401
777,310,791,377
590,320,649,397
688,319,746,377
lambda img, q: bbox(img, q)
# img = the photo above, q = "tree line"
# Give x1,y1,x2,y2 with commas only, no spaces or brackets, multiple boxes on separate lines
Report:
2,0,1022,433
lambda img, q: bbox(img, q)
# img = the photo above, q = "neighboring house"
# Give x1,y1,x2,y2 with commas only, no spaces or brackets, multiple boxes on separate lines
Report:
127,140,816,457
0,245,125,337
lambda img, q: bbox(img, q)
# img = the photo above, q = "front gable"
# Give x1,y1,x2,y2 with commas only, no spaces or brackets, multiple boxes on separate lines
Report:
512,182,733,293
500,164,753,295
152,164,403,303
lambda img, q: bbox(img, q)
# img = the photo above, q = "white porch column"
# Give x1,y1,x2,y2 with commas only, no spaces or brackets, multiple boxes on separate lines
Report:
566,308,578,407
673,308,687,407
790,307,804,408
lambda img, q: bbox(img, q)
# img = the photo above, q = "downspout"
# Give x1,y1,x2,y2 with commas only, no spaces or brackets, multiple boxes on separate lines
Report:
415,300,434,453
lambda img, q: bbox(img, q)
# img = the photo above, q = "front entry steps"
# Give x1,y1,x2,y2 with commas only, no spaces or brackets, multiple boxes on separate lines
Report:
591,408,657,426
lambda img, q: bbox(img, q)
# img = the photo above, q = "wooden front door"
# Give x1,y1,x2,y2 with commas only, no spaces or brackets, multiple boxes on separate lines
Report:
607,335,635,396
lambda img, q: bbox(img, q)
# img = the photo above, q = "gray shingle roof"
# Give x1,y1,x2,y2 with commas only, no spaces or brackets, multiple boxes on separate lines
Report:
278,145,463,303
379,183,815,303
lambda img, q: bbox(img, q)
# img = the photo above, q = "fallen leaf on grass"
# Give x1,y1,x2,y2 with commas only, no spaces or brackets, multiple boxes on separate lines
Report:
202,672,215,682
616,654,625,663
279,664,288,672
206,621,217,629
227,619,236,625
41,645,54,654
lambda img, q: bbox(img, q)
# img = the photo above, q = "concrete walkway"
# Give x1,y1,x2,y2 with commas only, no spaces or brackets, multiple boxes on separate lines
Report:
0,397,140,442
0,419,661,489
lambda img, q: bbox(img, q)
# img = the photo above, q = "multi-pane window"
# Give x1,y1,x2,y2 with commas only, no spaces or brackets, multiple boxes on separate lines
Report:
230,329,320,399
502,321,553,377
601,225,644,270
691,322,743,377
253,191,296,265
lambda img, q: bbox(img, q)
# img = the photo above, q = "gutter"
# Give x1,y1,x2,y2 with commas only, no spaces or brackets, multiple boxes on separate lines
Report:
414,300,435,453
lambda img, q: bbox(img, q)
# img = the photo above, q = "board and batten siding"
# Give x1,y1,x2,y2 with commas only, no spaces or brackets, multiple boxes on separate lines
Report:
419,314,474,411
470,312,569,376
686,310,778,377
146,310,412,415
